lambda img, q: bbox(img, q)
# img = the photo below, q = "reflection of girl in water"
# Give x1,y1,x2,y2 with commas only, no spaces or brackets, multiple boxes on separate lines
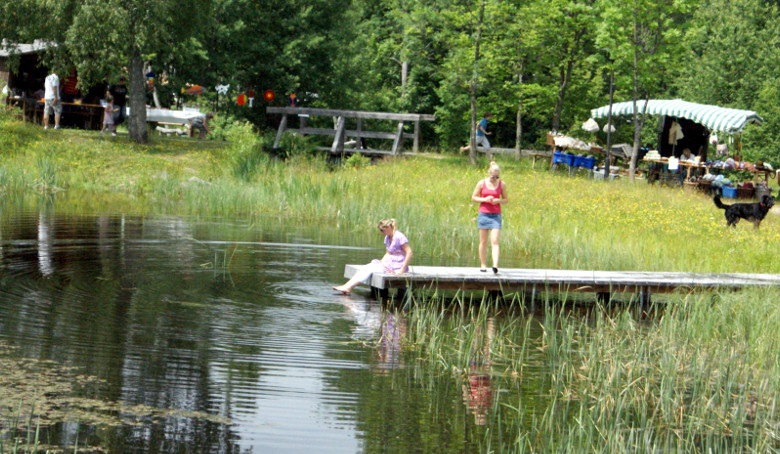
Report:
375,311,406,370
462,317,495,425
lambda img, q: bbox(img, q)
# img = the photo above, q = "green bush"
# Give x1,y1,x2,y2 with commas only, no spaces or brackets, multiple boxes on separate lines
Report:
226,122,270,182
278,132,317,159
343,152,371,169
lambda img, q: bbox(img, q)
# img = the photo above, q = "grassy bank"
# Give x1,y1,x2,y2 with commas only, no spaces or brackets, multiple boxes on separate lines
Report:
1,108,778,273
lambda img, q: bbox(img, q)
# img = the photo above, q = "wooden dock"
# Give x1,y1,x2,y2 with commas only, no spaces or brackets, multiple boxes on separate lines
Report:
344,265,780,300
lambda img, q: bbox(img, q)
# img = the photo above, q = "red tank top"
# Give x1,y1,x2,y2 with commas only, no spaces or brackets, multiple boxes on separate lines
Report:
479,179,502,214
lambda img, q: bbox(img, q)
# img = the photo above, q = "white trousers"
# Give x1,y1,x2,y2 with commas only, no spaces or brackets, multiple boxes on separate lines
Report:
352,261,385,286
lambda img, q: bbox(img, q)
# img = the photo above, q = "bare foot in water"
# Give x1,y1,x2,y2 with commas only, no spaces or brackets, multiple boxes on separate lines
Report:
332,285,351,294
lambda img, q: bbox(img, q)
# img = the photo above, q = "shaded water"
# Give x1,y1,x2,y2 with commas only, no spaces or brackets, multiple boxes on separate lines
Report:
0,209,547,453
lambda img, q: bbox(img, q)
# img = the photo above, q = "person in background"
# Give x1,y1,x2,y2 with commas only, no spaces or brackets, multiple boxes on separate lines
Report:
43,71,61,130
460,112,493,153
677,148,697,185
102,94,116,135
190,111,215,139
106,75,128,129
288,92,299,106
471,161,507,274
680,147,696,162
333,219,412,294
61,68,80,103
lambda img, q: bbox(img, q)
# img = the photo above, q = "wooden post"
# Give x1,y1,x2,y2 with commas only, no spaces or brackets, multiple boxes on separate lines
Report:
413,118,420,153
331,115,346,154
356,117,365,150
391,121,405,155
273,113,288,148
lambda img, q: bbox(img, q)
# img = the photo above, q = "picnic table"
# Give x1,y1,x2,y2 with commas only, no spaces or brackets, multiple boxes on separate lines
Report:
8,97,105,130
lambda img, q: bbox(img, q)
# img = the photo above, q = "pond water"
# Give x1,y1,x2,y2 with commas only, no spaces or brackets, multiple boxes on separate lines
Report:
0,209,544,453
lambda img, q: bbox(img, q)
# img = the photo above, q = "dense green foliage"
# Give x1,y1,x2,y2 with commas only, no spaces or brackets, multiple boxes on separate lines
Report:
2,0,779,161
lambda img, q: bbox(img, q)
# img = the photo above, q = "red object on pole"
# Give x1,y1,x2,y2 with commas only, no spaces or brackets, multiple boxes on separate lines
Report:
264,90,274,101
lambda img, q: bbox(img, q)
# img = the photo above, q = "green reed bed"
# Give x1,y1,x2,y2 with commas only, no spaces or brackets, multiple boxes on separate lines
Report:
400,288,780,453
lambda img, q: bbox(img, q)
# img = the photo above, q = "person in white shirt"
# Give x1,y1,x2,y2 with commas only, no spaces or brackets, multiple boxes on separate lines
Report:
680,148,696,162
43,72,61,130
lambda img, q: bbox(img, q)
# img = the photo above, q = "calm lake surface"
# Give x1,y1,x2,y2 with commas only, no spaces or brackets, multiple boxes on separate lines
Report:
0,208,544,453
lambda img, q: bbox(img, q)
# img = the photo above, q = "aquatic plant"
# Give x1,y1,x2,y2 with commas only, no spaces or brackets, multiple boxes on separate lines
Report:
399,287,780,453
0,342,230,453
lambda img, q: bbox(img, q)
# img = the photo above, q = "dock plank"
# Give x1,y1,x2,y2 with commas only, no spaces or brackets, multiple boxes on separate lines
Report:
344,265,780,294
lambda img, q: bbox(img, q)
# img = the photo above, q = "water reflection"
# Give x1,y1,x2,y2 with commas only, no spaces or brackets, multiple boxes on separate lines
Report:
462,317,495,426
0,210,528,453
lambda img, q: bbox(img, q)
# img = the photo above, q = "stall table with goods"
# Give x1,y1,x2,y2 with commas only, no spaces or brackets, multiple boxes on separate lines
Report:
547,132,602,174
643,149,773,198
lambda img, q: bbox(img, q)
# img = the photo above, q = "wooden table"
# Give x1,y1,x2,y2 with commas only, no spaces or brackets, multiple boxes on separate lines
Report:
643,158,772,183
9,98,106,130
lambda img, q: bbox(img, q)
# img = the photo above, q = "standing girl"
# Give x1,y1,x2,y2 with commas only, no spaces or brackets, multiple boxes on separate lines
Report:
471,161,508,274
102,94,116,135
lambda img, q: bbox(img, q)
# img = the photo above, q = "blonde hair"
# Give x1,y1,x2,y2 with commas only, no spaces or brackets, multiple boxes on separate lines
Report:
488,161,500,175
377,218,396,231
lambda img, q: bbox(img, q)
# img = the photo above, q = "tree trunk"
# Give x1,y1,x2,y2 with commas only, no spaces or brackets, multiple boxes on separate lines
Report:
515,66,523,160
552,29,583,134
468,0,487,165
128,47,148,144
629,9,639,183
401,61,408,98
551,58,574,133
468,82,478,165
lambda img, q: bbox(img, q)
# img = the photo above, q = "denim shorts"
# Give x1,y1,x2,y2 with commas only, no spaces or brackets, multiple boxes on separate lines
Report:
477,212,501,229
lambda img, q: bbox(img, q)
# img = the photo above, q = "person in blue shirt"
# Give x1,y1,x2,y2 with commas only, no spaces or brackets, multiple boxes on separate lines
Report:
460,112,493,153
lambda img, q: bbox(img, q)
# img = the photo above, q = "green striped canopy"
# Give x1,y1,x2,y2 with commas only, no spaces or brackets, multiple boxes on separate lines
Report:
590,99,762,133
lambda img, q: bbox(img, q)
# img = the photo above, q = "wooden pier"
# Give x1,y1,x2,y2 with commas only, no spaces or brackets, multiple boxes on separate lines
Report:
344,265,780,301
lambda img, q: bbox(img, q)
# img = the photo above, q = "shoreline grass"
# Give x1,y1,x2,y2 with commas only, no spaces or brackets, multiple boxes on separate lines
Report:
1,108,778,274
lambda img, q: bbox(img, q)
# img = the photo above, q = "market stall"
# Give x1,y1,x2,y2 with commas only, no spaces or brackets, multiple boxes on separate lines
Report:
591,99,762,161
589,99,768,192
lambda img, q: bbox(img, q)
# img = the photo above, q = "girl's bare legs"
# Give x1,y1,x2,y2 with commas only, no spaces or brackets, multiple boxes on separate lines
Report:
333,261,383,294
490,229,500,270
333,275,362,294
478,228,490,269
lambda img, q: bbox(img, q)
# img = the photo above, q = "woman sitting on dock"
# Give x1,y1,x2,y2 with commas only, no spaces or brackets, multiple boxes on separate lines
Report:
333,219,413,294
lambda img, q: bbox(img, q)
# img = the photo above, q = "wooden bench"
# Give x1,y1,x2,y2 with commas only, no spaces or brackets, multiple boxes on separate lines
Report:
156,125,188,136
267,107,435,155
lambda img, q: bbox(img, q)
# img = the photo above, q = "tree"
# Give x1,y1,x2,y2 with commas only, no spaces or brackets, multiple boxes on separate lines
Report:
0,0,210,144
675,0,780,163
597,0,695,182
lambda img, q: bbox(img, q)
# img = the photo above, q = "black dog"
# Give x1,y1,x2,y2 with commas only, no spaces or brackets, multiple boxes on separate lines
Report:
714,192,775,228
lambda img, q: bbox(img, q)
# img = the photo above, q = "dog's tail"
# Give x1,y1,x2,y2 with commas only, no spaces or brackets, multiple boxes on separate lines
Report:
713,194,726,209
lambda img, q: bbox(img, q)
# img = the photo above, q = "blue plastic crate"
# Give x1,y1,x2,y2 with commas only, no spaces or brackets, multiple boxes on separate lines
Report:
722,186,737,199
574,156,596,169
553,151,574,166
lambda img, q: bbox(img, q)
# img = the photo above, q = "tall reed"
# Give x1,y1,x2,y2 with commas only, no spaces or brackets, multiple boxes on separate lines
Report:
400,287,780,453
